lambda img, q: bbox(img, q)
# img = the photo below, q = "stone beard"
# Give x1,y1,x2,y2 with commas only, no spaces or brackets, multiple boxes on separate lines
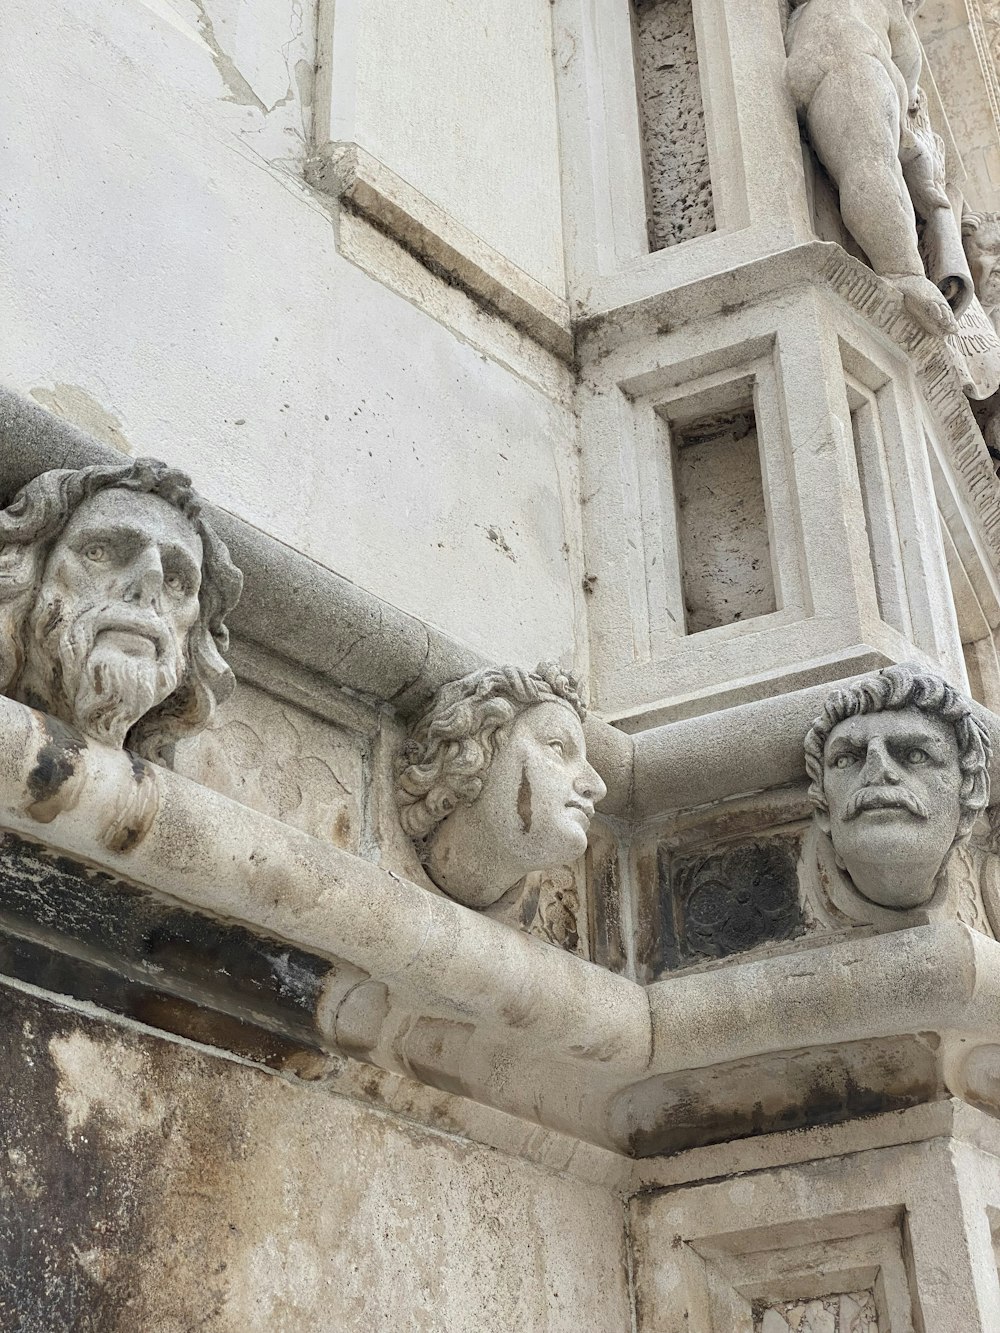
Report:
14,489,203,749
0,462,240,757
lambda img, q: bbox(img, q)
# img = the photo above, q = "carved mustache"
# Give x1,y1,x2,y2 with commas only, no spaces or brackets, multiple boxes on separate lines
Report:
90,608,170,659
843,785,928,821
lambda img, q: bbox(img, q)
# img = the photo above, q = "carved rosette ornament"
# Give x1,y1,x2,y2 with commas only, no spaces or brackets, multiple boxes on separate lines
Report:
395,663,606,910
803,664,991,924
0,459,242,761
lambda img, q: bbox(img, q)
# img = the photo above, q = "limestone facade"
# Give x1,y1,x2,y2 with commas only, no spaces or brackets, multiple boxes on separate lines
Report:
7,0,1000,1328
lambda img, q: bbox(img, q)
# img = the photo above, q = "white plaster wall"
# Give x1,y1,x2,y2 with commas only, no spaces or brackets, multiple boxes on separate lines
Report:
0,0,582,669
345,0,567,295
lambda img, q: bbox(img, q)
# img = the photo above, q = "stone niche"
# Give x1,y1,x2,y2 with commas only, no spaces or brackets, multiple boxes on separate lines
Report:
672,404,776,634
632,0,716,249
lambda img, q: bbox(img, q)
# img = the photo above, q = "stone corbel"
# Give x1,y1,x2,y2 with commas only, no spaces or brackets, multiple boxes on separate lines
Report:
5,693,1000,1153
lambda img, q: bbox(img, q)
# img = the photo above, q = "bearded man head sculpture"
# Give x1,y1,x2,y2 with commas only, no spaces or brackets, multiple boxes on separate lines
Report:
396,663,607,909
0,458,243,760
804,665,991,911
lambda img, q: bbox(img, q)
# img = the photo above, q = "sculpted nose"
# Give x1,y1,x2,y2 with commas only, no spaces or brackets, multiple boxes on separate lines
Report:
860,738,901,785
575,762,607,806
122,547,164,609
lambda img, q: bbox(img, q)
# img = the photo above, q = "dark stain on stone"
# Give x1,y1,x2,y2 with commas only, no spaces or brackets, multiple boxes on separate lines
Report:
619,1035,942,1157
404,1017,476,1100
0,832,335,1051
501,993,536,1030
105,821,141,855
25,713,86,823
517,766,532,835
0,976,275,1330
332,808,352,847
0,985,147,1330
588,831,627,973
517,878,542,930
132,993,319,1070
651,835,803,976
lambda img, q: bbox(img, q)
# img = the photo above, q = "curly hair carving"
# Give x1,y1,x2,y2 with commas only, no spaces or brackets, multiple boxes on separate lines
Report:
396,662,586,840
803,664,991,837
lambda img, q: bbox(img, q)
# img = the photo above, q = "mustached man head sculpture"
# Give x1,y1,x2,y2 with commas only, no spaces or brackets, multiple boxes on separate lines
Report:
0,459,243,761
804,665,991,910
396,663,607,909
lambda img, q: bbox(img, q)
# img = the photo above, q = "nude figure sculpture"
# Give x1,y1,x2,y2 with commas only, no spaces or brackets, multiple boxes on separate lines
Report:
786,0,962,336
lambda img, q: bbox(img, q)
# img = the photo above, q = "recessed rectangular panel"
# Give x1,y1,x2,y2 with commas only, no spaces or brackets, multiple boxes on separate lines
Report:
632,0,715,249
674,408,776,634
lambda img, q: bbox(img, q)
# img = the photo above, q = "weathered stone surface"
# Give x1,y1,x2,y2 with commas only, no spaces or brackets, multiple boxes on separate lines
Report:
0,831,336,1055
0,459,241,758
654,837,803,973
397,665,606,908
675,409,776,634
174,681,366,850
756,1291,880,1332
787,0,959,334
804,665,991,913
633,0,715,248
0,981,632,1333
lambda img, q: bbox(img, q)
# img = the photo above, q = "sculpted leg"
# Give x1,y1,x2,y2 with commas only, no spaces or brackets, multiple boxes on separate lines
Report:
806,57,956,335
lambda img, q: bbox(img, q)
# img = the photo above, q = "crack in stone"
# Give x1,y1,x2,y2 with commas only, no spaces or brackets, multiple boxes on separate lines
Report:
191,0,268,114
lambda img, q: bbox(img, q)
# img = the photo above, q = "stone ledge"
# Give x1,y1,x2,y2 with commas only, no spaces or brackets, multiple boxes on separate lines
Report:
4,695,1000,1155
631,672,1000,820
0,387,486,719
306,143,574,361
0,387,637,812
8,386,1000,829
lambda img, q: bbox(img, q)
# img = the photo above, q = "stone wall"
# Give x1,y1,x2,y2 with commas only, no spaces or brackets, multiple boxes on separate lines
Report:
1,979,631,1333
1,0,582,670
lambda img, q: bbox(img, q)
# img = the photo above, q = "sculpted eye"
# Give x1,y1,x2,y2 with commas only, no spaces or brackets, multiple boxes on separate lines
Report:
164,572,188,594
832,754,855,769
83,543,108,563
906,748,929,764
548,739,566,757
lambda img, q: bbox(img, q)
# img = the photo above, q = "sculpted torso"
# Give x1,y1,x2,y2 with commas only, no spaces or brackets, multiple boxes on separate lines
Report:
786,0,958,336
787,0,921,110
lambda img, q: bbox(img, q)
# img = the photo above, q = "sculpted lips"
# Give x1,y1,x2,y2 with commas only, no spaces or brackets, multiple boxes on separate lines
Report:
844,785,929,821
94,615,166,659
566,798,594,822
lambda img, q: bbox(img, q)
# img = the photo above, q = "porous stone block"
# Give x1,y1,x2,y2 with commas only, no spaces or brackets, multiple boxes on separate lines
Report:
632,0,715,249
630,1132,1000,1331
675,408,775,633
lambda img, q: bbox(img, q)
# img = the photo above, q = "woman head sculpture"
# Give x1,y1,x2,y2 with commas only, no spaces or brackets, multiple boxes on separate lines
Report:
396,663,607,908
